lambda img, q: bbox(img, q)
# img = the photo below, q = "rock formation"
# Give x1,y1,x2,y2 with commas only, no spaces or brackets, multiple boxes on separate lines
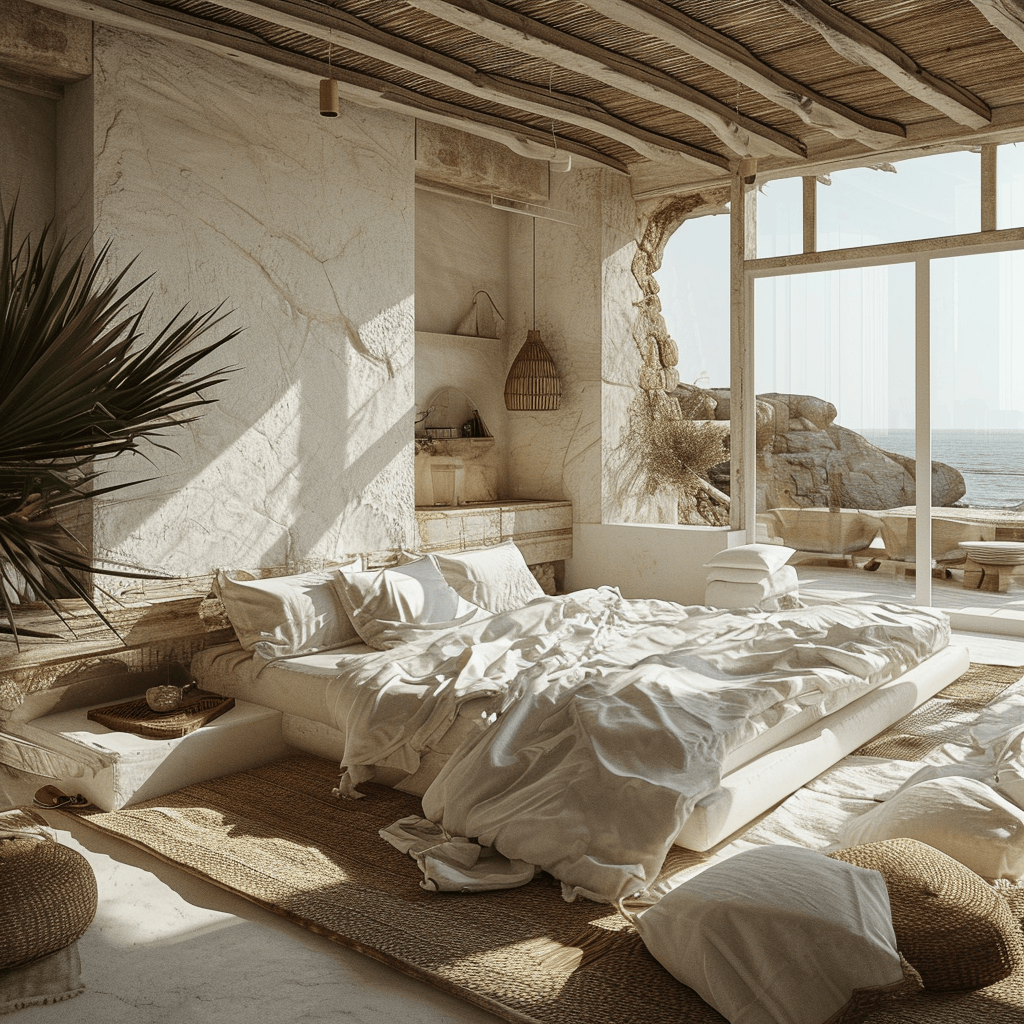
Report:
673,385,967,511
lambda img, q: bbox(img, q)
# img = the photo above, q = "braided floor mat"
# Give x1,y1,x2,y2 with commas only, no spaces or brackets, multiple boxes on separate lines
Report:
70,662,1024,1024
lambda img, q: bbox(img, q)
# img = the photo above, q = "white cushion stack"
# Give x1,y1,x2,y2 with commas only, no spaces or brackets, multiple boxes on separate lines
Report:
703,543,798,610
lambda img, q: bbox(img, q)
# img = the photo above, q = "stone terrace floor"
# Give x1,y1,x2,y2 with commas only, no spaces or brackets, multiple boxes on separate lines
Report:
794,555,1024,622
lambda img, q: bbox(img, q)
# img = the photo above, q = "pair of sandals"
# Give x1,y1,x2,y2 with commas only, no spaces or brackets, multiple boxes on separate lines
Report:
32,785,92,810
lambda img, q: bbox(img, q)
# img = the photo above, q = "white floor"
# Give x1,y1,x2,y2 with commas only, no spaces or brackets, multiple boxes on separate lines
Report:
3,626,1023,1024
0,772,500,1024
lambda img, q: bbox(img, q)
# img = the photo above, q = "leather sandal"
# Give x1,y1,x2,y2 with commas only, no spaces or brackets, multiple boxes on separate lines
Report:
32,785,91,810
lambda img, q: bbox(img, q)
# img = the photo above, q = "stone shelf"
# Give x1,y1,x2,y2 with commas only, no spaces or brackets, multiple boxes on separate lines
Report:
417,437,494,454
415,331,503,344
414,499,572,566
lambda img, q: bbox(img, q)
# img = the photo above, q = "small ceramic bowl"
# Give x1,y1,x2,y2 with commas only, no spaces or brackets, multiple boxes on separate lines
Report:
145,682,197,713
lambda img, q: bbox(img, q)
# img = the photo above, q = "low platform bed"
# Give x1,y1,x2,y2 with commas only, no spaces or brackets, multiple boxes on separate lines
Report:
193,540,965,902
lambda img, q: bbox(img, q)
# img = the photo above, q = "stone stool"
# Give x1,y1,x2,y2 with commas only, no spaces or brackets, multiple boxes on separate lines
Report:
959,542,1024,592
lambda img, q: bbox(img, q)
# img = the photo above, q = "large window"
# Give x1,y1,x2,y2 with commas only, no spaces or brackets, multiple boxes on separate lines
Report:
658,145,1024,622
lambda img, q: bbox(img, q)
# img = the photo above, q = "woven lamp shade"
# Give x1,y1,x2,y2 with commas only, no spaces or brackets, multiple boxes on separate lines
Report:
504,330,561,411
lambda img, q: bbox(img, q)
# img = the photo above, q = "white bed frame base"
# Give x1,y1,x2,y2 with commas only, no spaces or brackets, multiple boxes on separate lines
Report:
673,643,970,852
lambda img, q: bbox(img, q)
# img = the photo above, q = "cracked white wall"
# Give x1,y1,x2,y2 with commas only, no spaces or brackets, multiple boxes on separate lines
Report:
503,169,647,524
66,27,416,577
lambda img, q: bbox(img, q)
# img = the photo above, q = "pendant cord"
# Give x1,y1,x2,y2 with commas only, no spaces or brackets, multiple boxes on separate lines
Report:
532,216,537,330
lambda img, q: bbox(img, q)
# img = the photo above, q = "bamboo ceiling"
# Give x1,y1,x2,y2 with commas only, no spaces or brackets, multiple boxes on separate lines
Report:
22,0,1024,197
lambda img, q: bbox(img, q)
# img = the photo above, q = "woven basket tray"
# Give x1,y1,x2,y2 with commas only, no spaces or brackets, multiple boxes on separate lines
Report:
87,694,235,739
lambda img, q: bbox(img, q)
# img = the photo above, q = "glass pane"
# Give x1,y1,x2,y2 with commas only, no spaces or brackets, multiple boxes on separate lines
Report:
817,151,979,249
997,142,1024,230
659,213,730,390
754,265,916,604
756,176,803,259
932,252,1024,610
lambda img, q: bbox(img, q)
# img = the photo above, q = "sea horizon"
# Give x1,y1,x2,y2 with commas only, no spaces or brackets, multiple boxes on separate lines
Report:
856,427,1024,510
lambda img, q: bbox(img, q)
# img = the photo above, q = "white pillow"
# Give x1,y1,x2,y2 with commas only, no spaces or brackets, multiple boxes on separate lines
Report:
838,775,1024,881
215,565,360,659
430,540,545,614
704,542,795,574
332,557,488,650
634,846,921,1024
705,564,794,585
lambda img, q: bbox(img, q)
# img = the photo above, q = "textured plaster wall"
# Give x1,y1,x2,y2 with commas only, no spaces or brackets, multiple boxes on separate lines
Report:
73,28,416,577
0,84,55,238
4,21,678,583
504,170,603,516
414,188,508,338
502,168,656,526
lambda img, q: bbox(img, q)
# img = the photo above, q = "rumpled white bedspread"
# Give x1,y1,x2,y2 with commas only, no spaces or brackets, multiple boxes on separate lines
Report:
328,587,949,903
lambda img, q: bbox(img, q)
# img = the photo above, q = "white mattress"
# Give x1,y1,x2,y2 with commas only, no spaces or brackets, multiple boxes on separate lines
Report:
675,643,970,851
193,632,957,801
192,641,499,793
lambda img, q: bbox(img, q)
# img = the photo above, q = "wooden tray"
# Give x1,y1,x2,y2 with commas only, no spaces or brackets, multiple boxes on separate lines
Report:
87,694,235,739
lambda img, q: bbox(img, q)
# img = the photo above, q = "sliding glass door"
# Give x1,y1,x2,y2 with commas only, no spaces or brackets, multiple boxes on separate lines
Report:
753,265,916,605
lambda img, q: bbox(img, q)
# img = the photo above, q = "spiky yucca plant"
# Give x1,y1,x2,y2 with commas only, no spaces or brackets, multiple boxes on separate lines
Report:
0,202,241,643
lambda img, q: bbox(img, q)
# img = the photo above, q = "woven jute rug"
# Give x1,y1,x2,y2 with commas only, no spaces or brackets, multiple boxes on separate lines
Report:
69,662,1024,1024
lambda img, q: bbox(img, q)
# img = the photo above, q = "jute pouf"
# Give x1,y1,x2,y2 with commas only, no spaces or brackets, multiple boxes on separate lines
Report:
0,818,98,971
828,837,1024,991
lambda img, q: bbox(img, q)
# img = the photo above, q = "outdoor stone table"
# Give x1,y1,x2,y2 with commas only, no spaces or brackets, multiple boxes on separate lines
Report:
959,541,1024,592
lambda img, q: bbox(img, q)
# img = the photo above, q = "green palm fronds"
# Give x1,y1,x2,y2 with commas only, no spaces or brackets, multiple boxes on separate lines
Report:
0,201,241,643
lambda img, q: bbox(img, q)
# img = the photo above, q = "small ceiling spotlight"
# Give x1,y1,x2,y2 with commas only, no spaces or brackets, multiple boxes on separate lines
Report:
319,78,339,117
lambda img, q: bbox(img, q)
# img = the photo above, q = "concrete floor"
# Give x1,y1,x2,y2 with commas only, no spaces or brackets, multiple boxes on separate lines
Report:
4,628,1024,1023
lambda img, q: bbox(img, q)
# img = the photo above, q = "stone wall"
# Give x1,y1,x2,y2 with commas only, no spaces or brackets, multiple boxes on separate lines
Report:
66,27,418,579
3,20,663,588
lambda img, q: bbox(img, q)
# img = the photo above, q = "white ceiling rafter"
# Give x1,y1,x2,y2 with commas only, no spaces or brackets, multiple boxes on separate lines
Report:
209,0,728,170
581,0,905,149
402,0,807,160
776,0,992,128
966,0,1024,50
27,0,631,171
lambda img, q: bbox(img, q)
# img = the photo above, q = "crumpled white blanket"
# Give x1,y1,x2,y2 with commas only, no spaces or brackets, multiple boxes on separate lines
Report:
379,815,535,892
379,590,947,904
319,587,947,902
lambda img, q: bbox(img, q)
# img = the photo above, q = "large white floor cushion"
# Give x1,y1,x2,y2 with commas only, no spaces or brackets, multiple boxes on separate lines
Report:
837,775,1024,882
633,845,921,1024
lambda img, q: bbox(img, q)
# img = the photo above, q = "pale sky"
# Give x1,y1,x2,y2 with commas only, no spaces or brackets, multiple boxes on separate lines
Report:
658,146,1024,432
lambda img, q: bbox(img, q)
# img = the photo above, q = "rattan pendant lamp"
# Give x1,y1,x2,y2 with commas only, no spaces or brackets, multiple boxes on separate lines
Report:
504,218,561,411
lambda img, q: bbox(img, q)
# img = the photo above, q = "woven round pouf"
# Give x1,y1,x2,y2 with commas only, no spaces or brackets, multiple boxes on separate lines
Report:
829,837,1024,991
0,827,98,970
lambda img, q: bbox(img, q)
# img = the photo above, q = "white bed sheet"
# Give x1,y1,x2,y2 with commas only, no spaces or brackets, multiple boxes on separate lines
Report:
191,638,503,787
194,587,951,902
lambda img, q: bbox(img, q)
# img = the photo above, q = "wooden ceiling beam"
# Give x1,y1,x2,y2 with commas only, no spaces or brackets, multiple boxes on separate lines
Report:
965,0,1024,50
583,0,905,149
777,0,991,128
209,0,728,169
27,0,629,172
404,0,806,160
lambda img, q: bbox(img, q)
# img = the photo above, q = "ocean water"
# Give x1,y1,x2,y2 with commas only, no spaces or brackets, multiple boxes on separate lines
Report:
858,429,1024,510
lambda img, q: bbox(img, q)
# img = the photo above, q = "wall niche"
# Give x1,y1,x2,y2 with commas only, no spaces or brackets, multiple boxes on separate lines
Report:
415,183,512,508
